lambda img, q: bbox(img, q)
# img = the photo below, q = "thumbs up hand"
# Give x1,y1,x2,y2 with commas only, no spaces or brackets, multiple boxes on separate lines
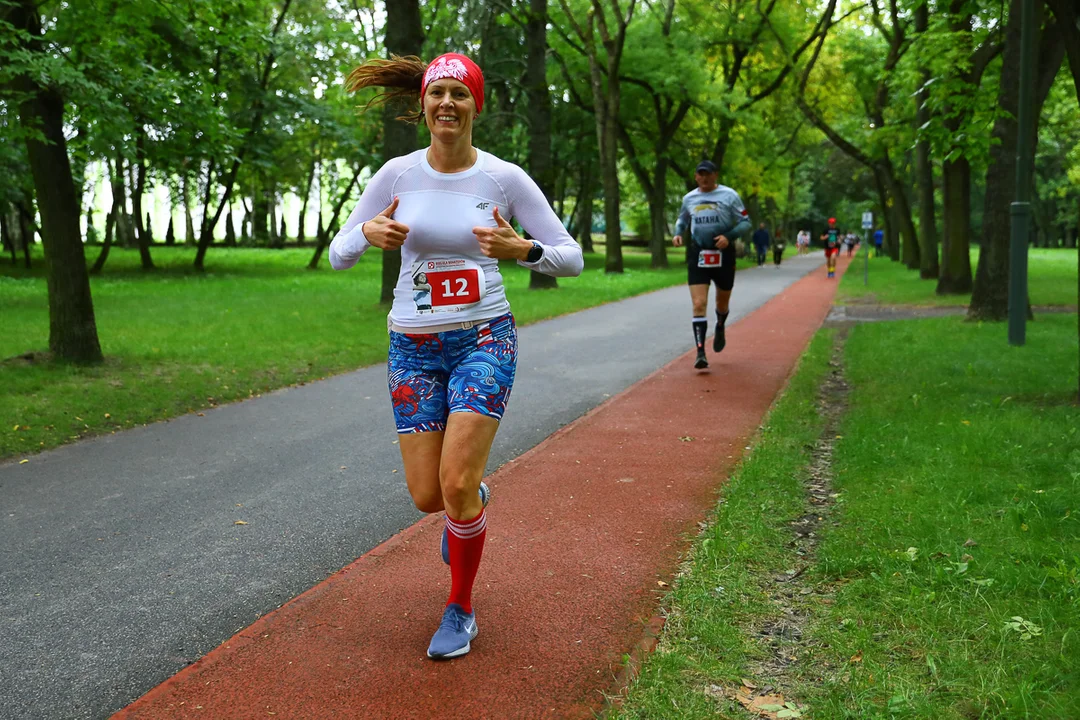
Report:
473,207,531,260
362,197,409,251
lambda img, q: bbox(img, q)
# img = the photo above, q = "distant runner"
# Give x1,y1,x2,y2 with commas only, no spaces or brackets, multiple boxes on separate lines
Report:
672,160,751,369
820,217,841,279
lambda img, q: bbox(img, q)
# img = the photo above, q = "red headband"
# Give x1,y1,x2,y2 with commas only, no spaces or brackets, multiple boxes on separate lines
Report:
422,53,485,114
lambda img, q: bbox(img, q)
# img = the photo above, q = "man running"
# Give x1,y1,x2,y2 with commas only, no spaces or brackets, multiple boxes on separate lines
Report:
672,160,751,369
772,230,785,266
752,223,770,267
820,217,841,279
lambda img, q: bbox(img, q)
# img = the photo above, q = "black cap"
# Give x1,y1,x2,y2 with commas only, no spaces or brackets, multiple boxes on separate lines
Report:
695,160,718,174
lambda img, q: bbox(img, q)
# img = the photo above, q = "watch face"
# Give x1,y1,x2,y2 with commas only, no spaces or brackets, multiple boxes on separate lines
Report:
528,243,543,262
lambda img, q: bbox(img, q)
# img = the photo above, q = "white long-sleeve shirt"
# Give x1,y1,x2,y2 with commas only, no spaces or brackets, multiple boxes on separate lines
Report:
330,148,584,328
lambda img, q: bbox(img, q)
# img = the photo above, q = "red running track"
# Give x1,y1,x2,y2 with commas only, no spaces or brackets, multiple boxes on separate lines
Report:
116,257,850,720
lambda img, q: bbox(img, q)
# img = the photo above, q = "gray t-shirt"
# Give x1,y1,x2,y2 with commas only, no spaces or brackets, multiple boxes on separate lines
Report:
673,185,749,251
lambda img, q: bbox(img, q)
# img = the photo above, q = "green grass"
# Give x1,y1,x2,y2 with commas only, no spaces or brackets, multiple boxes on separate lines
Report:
807,314,1079,718
838,248,1078,307
615,331,839,719
1,242,763,459
616,315,1080,719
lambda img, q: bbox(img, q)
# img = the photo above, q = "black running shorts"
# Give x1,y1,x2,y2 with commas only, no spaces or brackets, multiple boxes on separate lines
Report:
687,260,735,290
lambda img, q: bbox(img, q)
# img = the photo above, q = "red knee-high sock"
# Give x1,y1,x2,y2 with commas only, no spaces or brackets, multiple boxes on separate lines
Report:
445,509,486,614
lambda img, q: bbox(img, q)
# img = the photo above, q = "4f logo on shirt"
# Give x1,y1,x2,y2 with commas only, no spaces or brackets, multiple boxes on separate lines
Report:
476,202,493,210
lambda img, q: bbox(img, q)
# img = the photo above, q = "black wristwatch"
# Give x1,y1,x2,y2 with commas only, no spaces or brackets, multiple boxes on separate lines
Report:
526,241,544,263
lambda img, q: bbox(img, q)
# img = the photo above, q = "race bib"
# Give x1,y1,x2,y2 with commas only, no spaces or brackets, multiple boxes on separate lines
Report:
411,258,486,314
697,250,722,269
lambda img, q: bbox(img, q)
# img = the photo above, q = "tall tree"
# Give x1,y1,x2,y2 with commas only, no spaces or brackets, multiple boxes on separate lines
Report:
913,1,939,280
193,0,295,270
525,0,560,288
615,0,696,268
2,0,102,363
969,0,1064,320
931,1,1003,294
557,0,638,274
796,0,919,267
379,0,424,303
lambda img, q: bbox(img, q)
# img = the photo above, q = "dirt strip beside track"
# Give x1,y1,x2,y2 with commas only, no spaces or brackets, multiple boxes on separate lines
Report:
116,257,850,720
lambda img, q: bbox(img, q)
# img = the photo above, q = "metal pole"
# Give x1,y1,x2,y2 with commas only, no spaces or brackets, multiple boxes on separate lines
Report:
1008,0,1036,346
864,230,869,285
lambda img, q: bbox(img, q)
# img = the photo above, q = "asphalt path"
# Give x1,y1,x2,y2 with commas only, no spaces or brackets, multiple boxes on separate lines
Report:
0,254,823,720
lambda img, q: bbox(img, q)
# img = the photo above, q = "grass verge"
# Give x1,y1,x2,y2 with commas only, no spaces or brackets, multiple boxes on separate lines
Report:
614,330,838,718
838,248,1077,308
615,313,1080,719
1,243,767,459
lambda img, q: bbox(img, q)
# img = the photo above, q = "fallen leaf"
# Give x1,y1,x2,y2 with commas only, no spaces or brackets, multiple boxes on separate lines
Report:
741,678,758,690
679,436,694,442
961,553,974,563
104,413,111,419
964,538,978,547
19,459,29,464
850,651,863,663
657,580,669,588
234,521,249,526
961,420,971,425
732,690,799,719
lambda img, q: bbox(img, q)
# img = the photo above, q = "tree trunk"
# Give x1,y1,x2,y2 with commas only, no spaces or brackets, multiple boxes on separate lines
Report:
575,161,594,252
85,206,97,244
914,96,939,278
379,0,424,303
873,171,893,261
298,150,317,246
112,155,133,249
0,205,9,260
90,209,115,275
526,0,558,290
308,167,363,269
132,126,154,270
182,173,196,246
937,156,973,293
225,212,237,246
252,176,270,245
647,161,670,269
710,123,733,175
11,0,102,363
970,2,1064,318
596,65,623,273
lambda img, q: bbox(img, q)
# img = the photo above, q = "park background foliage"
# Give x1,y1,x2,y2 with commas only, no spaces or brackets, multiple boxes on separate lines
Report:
1,0,1078,363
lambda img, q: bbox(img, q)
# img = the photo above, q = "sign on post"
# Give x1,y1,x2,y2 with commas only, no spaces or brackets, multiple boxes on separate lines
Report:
862,211,872,285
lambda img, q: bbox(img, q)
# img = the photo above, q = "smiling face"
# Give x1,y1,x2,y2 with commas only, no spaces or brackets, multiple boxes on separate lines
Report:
423,79,476,143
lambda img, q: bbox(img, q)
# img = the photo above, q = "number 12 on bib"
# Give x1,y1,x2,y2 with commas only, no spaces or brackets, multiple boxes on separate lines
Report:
411,258,487,314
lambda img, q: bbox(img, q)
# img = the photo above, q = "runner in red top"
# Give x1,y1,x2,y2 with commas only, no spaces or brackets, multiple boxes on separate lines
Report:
820,217,841,279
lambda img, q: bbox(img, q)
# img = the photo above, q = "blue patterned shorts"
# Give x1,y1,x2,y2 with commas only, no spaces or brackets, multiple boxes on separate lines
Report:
387,314,518,434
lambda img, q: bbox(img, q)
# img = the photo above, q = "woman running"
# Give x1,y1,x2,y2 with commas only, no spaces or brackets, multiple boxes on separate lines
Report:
329,53,583,660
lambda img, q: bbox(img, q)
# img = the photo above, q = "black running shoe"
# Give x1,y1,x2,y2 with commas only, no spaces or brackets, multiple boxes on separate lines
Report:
713,326,726,353
694,350,708,369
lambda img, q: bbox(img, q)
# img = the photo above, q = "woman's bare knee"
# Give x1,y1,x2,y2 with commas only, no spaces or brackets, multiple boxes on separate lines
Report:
409,485,444,514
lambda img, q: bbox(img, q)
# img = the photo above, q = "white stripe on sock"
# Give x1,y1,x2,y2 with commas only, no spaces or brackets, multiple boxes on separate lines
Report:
446,512,486,539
